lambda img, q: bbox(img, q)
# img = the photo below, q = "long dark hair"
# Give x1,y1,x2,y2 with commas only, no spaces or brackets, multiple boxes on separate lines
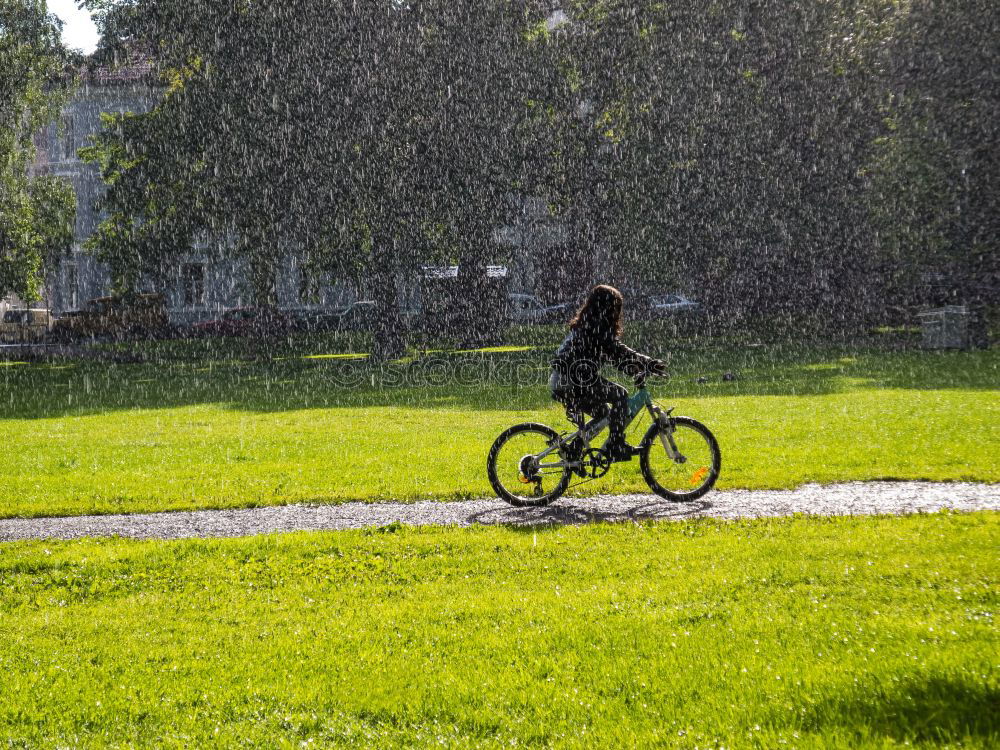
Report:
569,284,624,338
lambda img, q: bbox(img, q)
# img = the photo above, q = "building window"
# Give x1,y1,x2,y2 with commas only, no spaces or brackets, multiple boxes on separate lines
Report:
181,263,205,306
61,115,75,161
64,263,78,309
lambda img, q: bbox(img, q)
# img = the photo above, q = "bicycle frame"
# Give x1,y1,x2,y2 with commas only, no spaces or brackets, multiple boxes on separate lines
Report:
534,384,681,469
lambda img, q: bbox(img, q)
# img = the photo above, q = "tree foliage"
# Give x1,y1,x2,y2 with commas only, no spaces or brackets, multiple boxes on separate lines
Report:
542,1,902,329
82,0,996,336
868,0,1000,307
83,0,552,352
0,0,76,302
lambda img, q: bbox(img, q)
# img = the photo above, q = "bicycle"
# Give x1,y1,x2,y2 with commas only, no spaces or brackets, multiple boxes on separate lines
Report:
486,374,721,507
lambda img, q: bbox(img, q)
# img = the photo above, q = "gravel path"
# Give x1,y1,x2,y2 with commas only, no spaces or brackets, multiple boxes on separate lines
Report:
1,481,997,542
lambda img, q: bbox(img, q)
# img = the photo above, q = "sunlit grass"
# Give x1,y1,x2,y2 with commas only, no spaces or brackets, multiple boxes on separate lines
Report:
449,344,538,354
300,352,370,360
0,512,995,747
0,342,996,518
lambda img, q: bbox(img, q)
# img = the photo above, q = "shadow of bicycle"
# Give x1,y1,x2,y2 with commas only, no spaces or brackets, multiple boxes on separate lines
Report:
466,497,713,529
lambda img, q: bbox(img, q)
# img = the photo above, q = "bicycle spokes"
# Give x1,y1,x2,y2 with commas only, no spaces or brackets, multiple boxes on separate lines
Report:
487,424,572,507
640,417,720,500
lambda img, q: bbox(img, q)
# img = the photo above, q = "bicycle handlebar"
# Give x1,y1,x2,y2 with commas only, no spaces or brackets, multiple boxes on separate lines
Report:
633,371,667,388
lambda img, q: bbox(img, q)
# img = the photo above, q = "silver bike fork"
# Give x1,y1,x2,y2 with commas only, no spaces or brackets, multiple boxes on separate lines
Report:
651,405,684,463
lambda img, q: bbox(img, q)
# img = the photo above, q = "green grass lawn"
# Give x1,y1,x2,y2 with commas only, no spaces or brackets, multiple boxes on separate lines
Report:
1,339,997,518
1,512,995,747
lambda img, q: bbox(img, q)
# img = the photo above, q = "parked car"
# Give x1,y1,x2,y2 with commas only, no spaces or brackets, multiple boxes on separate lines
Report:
0,308,53,343
285,307,342,333
190,307,291,337
509,293,571,325
335,300,378,331
51,293,168,341
644,293,701,318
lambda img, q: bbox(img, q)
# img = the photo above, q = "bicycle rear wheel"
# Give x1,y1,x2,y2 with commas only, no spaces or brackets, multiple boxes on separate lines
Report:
639,417,720,501
487,423,571,507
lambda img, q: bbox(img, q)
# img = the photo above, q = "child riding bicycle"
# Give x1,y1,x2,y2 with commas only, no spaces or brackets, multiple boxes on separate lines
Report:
549,284,668,462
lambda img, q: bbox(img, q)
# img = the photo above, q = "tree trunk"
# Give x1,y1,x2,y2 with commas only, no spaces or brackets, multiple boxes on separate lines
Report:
457,228,511,349
371,240,405,360
248,254,278,308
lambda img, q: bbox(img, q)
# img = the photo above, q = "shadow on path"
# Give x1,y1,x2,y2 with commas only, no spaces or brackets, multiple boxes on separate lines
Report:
465,499,713,528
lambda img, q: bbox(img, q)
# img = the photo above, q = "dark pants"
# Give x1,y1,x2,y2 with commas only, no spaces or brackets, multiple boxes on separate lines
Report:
553,377,630,442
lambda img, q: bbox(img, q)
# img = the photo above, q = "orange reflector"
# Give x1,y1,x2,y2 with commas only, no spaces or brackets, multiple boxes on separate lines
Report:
690,466,709,485
518,474,531,484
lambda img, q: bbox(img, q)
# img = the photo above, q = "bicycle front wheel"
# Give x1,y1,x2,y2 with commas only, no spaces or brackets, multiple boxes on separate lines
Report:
640,417,720,501
487,423,571,507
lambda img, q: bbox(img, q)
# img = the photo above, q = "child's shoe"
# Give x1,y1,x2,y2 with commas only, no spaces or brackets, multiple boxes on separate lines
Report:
602,436,636,462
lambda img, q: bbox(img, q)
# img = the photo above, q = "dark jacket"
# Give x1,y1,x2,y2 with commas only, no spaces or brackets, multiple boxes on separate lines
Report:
549,328,654,392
